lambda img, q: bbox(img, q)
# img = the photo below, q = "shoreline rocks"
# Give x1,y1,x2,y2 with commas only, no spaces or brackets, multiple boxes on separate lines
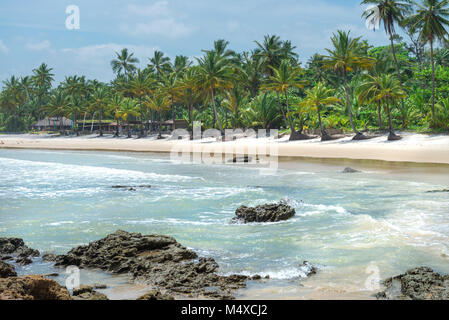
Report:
55,230,248,299
232,202,296,223
376,267,449,300
0,237,40,266
0,275,71,300
342,167,360,173
72,285,108,300
0,261,17,278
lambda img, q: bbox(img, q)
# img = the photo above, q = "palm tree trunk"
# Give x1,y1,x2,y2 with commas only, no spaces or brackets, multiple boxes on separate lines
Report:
275,92,288,129
127,121,131,138
430,38,436,122
115,119,120,137
385,98,399,140
377,100,383,130
343,70,360,136
158,110,163,139
99,109,103,137
82,112,86,133
284,91,295,133
172,97,176,131
210,88,223,132
390,36,406,128
317,104,330,141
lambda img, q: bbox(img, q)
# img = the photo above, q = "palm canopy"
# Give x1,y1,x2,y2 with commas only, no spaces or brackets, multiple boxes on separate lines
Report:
300,83,342,110
321,30,376,74
362,0,412,35
261,59,308,95
404,0,449,43
375,73,407,103
148,50,171,76
111,48,139,77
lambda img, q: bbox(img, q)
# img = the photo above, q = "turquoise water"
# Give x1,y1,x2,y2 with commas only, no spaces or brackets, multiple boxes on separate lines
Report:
1,149,449,298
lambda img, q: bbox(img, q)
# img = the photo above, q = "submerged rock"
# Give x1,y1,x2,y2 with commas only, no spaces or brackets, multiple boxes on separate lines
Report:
72,285,108,300
0,275,71,300
0,261,17,278
299,261,317,277
342,167,360,173
376,267,449,300
0,237,39,265
137,290,174,300
55,230,248,299
426,189,449,193
42,252,57,262
232,202,296,223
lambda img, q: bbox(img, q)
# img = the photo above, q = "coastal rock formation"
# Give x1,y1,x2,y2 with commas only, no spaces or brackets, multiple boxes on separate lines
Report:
376,267,449,300
342,167,360,173
0,261,17,278
299,261,317,277
42,252,57,262
232,202,296,223
55,230,248,299
0,275,71,300
137,290,174,300
72,285,108,300
0,237,40,265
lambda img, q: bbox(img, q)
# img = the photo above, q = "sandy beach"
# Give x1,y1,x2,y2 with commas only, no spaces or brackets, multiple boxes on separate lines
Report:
1,132,449,165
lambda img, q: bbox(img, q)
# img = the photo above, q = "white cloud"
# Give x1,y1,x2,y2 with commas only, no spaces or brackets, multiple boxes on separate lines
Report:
26,40,51,51
120,1,195,38
0,40,9,54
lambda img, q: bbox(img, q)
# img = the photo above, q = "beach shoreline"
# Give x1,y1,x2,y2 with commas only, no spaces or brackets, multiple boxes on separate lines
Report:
1,132,449,165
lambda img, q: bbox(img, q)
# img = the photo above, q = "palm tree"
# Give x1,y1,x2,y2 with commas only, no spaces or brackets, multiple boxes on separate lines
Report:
129,70,155,137
178,67,201,127
145,91,171,138
63,96,85,136
148,51,171,77
222,85,248,128
159,72,181,131
321,30,376,139
32,63,54,121
300,83,342,141
196,50,234,132
261,59,308,139
89,87,109,137
116,98,140,138
404,0,449,121
109,93,125,137
362,0,412,126
373,74,407,139
42,91,70,132
358,74,384,130
242,93,281,129
111,48,139,78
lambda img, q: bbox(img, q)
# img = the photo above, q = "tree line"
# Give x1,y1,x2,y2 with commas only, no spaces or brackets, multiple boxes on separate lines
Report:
1,0,449,141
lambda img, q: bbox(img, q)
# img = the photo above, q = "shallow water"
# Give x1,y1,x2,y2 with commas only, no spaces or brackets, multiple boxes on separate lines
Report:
1,149,449,299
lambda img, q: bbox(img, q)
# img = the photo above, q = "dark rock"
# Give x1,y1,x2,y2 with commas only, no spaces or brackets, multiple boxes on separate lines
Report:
426,189,449,193
0,237,40,265
0,275,71,300
42,252,57,262
55,230,248,299
137,290,174,300
299,261,317,277
93,283,107,289
72,285,108,300
376,267,449,300
43,273,59,277
232,202,296,223
251,275,262,280
0,261,17,278
342,167,360,173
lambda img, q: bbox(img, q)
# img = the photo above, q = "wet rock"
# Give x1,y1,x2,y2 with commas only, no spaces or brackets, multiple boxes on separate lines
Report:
0,237,39,265
342,167,360,173
137,290,174,300
426,189,449,193
376,267,449,300
93,283,107,289
0,261,17,278
42,252,57,262
72,285,108,300
251,275,262,280
43,273,59,277
0,275,71,300
55,230,248,299
299,261,317,277
232,202,296,223
112,185,152,191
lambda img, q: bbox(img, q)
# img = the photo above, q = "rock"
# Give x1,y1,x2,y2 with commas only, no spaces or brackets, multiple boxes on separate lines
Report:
0,275,71,300
93,283,107,289
376,267,449,300
137,290,174,300
43,273,59,277
232,202,296,223
299,261,317,277
42,252,57,262
251,275,262,280
0,237,39,265
0,261,17,278
342,167,360,173
55,230,248,299
426,189,449,193
71,284,108,300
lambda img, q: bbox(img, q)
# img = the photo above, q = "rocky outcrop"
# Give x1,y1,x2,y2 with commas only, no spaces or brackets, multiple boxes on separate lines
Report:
0,275,71,300
232,202,296,223
342,167,360,173
137,290,174,300
0,237,39,265
0,261,17,278
299,261,317,277
72,285,108,300
55,230,248,299
42,252,57,262
376,267,449,300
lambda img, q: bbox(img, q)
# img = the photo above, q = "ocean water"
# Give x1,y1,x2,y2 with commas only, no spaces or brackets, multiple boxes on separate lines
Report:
1,149,449,299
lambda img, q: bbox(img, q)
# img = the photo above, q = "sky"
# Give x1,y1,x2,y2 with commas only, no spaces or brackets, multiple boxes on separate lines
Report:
0,0,393,85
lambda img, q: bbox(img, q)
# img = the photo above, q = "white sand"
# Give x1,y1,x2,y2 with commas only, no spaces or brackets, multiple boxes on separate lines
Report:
1,132,449,165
